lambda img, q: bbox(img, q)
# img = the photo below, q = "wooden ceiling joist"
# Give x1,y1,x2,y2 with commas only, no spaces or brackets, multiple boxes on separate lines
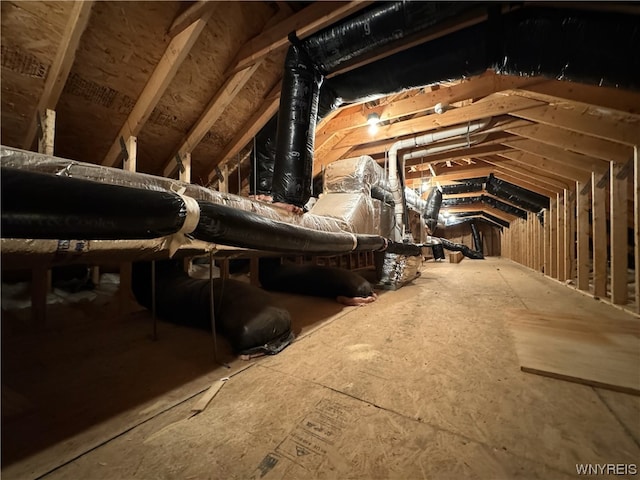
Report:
22,0,94,150
336,95,545,149
502,138,610,175
406,166,494,184
512,80,640,116
406,143,513,168
320,71,543,136
497,150,592,183
482,156,570,192
102,9,213,167
491,170,559,198
226,1,372,75
442,203,518,224
505,123,633,164
511,104,640,146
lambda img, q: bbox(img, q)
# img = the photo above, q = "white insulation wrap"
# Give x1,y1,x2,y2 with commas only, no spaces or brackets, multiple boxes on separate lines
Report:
323,155,388,195
309,192,375,234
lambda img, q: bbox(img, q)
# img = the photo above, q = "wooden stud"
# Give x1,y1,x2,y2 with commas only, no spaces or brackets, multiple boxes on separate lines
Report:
610,162,628,305
123,136,137,172
37,109,56,156
556,192,566,281
549,198,558,279
168,1,217,37
543,208,550,276
565,188,576,283
592,172,608,298
219,166,229,193
23,1,93,150
179,152,191,183
576,180,590,291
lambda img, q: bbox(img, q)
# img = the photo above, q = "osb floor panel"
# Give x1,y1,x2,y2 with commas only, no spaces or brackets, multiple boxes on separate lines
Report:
2,257,639,479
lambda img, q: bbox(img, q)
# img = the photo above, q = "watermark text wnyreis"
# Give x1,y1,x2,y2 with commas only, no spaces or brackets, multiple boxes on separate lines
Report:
576,464,637,476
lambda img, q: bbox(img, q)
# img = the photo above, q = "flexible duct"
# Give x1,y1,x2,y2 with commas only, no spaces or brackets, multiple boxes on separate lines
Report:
1,167,423,257
423,187,443,233
422,236,484,260
470,222,483,252
386,118,491,241
250,114,278,195
451,210,510,229
272,44,322,207
487,174,549,212
441,179,485,195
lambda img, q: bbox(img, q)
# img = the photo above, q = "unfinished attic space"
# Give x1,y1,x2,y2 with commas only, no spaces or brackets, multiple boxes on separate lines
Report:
2,1,640,478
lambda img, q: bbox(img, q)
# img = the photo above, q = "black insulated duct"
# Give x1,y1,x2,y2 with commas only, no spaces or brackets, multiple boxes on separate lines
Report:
423,187,442,233
486,174,549,212
470,222,483,252
440,179,486,196
441,194,527,219
250,114,278,196
272,44,323,207
452,210,510,229
1,167,422,258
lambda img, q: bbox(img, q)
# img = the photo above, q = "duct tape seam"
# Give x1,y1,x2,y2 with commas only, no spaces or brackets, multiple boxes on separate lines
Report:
166,184,201,256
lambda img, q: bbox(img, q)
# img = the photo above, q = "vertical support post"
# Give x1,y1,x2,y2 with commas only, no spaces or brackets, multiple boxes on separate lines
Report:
543,208,550,276
31,108,56,324
610,161,628,305
565,187,576,283
179,152,191,183
549,199,558,279
557,192,566,281
38,109,56,155
219,165,229,193
120,136,137,314
576,180,590,291
151,260,158,341
634,147,639,313
592,172,607,298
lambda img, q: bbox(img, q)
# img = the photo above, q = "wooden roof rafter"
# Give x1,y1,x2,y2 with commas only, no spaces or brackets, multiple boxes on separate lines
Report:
22,0,94,150
167,1,219,38
102,8,214,167
226,1,373,75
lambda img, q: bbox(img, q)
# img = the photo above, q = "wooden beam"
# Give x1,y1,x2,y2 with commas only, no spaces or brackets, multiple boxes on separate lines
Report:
483,155,569,191
336,95,545,149
406,166,494,183
102,10,212,167
163,64,260,177
635,146,639,313
497,150,591,183
610,162,628,305
511,104,640,146
576,180,590,292
323,72,542,135
168,1,217,37
23,1,93,150
406,144,514,168
505,123,633,164
592,172,608,298
502,138,610,175
442,204,517,224
207,83,281,184
227,1,372,74
120,136,137,316
513,80,640,116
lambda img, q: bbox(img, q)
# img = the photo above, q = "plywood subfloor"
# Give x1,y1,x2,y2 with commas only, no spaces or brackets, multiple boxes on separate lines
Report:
506,310,640,394
2,257,639,479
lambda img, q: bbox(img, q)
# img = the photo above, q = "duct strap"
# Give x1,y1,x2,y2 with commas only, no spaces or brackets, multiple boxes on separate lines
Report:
166,185,201,256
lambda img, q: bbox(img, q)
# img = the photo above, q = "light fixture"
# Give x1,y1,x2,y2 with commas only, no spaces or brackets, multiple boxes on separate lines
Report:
367,112,380,135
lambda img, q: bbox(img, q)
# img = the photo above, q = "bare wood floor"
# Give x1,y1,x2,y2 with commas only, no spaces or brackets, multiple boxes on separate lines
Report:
2,257,639,479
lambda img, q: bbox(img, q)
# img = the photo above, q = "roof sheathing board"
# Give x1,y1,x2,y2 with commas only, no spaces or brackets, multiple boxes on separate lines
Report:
54,1,179,165
139,1,278,176
0,1,73,148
